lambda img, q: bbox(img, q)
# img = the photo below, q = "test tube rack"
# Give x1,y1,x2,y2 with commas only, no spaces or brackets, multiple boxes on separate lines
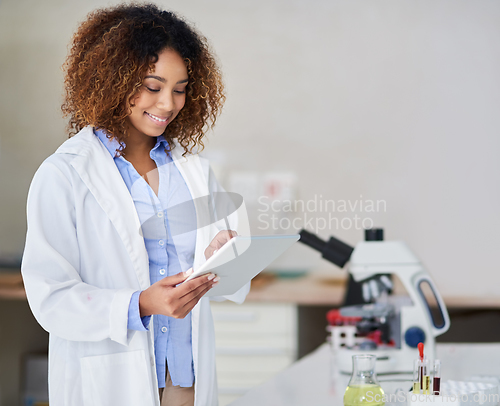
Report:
408,380,499,406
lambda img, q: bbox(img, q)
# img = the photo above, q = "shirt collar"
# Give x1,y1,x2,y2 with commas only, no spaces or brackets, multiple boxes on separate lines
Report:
94,129,170,158
152,135,170,154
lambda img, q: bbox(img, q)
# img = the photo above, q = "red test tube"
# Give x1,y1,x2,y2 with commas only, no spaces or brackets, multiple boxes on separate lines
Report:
433,359,441,395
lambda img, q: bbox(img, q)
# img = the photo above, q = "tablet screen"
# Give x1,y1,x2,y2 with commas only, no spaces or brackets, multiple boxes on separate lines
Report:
183,235,299,297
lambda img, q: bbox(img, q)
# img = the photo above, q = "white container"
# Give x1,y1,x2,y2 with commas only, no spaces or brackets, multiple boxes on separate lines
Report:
407,380,499,406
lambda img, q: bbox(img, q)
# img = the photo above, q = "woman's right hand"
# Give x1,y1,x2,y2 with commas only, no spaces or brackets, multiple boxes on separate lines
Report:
138,270,218,319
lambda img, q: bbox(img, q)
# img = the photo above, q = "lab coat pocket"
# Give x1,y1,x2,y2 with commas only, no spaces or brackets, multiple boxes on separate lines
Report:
81,350,154,406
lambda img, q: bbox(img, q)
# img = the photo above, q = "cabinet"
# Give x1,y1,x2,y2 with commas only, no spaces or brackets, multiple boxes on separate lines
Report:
211,301,298,406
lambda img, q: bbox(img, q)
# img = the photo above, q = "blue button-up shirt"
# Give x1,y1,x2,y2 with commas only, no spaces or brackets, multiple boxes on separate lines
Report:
95,129,196,388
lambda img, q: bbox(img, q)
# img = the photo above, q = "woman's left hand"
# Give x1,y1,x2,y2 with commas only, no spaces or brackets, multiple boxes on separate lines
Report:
204,230,237,259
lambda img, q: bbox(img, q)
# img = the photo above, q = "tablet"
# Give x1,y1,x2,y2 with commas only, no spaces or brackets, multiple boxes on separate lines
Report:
183,234,299,297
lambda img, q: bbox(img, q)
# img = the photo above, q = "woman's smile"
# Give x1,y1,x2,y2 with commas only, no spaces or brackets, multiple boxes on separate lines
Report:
145,111,170,125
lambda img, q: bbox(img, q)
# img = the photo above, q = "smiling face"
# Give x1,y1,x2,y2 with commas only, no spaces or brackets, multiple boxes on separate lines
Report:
126,48,188,142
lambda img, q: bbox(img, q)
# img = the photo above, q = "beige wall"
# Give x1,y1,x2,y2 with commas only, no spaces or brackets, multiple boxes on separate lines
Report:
1,0,499,296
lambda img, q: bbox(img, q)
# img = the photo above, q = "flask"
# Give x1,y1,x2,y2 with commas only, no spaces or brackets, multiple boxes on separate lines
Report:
343,354,385,406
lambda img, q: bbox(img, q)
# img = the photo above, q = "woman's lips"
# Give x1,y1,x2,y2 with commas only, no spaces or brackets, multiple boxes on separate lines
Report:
145,111,169,125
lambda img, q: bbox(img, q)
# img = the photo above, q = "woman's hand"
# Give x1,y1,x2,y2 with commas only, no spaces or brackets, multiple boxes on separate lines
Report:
139,270,218,318
204,230,237,259
139,230,236,318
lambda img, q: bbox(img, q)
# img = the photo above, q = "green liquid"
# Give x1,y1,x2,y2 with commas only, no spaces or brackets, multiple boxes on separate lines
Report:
343,384,385,406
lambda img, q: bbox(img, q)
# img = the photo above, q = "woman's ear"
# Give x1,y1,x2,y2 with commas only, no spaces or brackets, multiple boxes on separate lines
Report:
127,89,140,108
123,89,139,115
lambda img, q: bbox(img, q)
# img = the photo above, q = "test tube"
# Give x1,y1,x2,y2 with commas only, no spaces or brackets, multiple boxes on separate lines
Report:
413,359,421,394
433,359,441,395
423,358,430,395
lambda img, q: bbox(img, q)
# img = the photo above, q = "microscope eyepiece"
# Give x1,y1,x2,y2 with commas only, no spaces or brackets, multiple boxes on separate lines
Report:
365,228,384,241
298,229,354,268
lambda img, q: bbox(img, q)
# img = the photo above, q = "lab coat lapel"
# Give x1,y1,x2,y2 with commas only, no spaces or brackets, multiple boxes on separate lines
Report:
170,142,212,398
57,127,150,290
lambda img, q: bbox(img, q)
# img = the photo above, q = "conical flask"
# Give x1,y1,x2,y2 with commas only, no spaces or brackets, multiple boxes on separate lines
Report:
343,354,385,406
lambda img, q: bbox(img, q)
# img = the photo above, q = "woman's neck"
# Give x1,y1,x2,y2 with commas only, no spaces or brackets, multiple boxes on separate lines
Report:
122,130,157,161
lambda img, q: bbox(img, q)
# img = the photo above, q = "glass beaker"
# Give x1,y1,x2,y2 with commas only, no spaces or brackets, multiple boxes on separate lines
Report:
343,354,385,406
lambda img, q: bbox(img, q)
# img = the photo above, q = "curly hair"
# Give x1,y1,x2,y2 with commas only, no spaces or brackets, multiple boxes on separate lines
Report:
61,3,225,155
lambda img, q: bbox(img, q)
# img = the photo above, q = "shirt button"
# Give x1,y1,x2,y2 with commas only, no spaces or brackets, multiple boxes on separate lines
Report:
159,240,165,246
161,327,167,333
159,268,166,275
157,212,164,218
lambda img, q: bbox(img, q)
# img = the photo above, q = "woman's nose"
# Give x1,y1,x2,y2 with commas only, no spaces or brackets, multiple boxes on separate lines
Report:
156,92,174,112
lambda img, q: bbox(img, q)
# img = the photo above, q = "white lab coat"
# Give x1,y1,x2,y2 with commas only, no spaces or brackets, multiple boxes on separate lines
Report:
21,126,249,406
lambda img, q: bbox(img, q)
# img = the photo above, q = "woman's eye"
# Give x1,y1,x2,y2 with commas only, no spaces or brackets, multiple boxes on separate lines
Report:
146,87,160,92
174,90,186,94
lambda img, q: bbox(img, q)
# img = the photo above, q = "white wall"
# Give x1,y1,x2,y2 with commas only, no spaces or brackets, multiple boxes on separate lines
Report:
1,0,499,297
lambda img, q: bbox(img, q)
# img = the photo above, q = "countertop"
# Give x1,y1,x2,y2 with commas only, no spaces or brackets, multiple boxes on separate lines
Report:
0,270,25,299
248,271,500,308
230,342,500,406
2,268,500,308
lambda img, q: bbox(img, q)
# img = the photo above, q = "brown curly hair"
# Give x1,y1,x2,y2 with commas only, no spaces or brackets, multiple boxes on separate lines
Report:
61,3,225,155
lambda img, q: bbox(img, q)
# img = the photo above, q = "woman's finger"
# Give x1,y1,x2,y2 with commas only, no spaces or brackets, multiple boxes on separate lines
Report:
178,273,216,299
159,269,193,288
180,279,219,315
215,230,235,245
205,230,237,259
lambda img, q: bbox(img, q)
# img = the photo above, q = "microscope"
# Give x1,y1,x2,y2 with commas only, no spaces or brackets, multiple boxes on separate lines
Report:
299,228,450,374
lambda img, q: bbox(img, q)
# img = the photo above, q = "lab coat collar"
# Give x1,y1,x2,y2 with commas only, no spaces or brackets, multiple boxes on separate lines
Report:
94,129,123,158
55,126,151,289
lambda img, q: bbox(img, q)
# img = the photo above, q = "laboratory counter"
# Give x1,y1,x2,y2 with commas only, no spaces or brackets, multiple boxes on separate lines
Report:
2,268,500,308
246,271,500,308
0,268,499,406
230,342,500,406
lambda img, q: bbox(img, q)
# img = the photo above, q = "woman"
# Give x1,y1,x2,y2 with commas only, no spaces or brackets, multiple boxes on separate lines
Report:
21,4,249,406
